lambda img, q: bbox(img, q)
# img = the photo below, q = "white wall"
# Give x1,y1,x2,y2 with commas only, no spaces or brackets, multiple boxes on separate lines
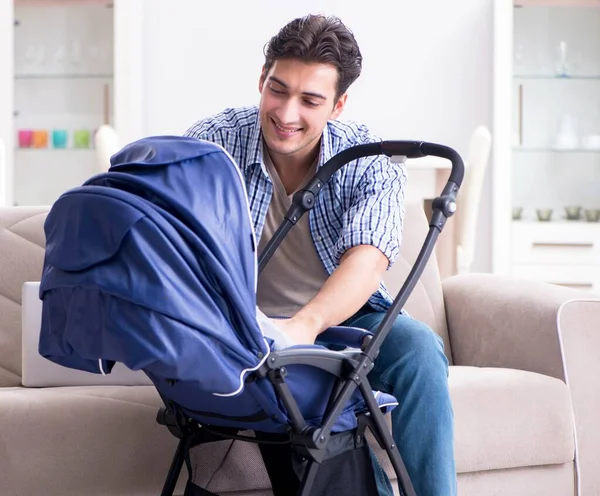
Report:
139,0,494,272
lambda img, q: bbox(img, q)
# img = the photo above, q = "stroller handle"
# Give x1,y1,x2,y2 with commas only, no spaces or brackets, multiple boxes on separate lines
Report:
382,140,465,187
315,140,464,189
257,140,465,274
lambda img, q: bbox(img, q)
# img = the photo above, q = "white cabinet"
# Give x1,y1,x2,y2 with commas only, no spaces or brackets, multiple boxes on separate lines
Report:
511,222,600,291
493,0,600,292
0,0,143,207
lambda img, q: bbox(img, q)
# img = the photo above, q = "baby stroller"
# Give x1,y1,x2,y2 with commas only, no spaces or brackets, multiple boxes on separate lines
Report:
38,135,463,495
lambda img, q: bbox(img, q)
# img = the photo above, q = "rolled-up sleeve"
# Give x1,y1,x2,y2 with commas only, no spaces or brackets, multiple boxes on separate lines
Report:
335,156,407,268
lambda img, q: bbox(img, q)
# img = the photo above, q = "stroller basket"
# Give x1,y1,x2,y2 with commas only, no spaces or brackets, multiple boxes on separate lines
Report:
38,136,464,496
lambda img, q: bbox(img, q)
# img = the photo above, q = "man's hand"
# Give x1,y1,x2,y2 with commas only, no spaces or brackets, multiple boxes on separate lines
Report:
268,316,319,346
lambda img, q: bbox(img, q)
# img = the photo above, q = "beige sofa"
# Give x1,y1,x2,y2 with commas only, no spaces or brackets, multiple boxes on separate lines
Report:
0,203,599,496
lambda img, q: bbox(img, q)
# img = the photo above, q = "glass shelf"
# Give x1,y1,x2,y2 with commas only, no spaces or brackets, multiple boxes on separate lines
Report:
15,147,94,151
15,74,113,80
513,147,600,153
514,74,600,80
512,217,600,224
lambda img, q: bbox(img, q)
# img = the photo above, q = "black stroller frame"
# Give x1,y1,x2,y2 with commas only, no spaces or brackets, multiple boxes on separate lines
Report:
157,141,464,496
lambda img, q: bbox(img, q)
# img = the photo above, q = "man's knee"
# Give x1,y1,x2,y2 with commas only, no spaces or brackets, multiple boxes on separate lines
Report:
370,315,449,387
384,316,445,354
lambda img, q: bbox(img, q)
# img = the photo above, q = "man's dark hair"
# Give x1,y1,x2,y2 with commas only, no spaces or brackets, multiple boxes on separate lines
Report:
262,14,363,100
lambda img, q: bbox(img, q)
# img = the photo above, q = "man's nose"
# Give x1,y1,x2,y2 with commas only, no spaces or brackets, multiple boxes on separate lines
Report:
276,99,301,125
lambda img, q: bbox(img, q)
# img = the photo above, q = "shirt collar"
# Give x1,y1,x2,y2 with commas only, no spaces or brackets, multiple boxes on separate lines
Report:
318,122,334,169
244,108,264,173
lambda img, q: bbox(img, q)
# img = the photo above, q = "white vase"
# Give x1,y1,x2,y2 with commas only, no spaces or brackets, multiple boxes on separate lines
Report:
554,114,579,149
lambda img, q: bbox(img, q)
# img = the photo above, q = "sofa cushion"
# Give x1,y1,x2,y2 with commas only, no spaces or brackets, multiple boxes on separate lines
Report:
0,385,182,496
184,366,576,494
368,365,575,483
1,367,567,495
450,366,575,473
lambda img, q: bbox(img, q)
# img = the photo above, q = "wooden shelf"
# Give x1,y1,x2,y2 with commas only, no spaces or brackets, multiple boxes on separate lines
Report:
15,74,113,80
15,0,111,5
513,147,600,153
514,74,600,80
515,0,600,6
15,148,94,152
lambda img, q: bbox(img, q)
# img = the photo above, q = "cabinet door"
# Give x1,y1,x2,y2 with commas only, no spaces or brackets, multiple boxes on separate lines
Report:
12,0,115,206
511,263,600,292
512,221,600,264
0,0,143,207
494,0,600,283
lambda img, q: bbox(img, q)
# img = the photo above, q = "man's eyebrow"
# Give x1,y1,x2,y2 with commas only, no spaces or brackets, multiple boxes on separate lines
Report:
268,76,327,101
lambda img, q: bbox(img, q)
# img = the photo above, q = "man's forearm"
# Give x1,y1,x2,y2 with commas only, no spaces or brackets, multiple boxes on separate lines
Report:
292,245,389,341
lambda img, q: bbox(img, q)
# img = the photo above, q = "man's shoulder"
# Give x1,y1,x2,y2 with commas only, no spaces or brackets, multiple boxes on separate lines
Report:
325,119,387,177
327,120,382,165
327,118,381,150
184,105,259,140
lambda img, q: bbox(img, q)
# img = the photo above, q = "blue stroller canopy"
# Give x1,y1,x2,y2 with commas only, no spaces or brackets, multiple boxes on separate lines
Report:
40,137,269,396
39,136,397,435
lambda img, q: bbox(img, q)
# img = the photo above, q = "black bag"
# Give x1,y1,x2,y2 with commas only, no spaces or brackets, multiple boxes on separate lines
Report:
182,426,382,496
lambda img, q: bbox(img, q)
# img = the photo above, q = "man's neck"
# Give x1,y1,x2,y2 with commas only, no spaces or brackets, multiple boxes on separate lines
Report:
268,143,320,195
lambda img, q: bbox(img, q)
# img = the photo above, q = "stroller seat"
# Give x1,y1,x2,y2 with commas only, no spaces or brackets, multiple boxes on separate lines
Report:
39,136,464,495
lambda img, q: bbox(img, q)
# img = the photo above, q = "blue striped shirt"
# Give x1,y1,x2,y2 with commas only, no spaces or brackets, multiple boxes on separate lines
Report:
184,105,407,312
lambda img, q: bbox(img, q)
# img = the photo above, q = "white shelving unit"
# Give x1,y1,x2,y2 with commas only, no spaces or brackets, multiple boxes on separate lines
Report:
0,0,144,207
493,0,600,291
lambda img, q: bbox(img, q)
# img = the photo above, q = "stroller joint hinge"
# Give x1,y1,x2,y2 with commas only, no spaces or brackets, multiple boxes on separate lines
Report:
292,439,327,463
432,195,457,218
349,356,373,384
272,367,288,383
156,406,193,440
297,428,328,451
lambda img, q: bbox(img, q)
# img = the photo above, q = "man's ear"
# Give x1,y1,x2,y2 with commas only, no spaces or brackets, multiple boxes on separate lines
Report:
258,65,266,93
331,93,348,120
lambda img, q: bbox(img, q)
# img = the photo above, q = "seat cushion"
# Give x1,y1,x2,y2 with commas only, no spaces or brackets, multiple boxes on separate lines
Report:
188,366,576,494
1,367,574,495
371,365,575,481
0,385,182,496
450,366,575,473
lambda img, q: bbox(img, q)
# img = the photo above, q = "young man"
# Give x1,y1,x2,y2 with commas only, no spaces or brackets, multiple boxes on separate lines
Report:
184,14,456,496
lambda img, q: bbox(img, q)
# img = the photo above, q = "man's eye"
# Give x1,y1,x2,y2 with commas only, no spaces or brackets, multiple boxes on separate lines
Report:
304,100,318,107
270,87,284,95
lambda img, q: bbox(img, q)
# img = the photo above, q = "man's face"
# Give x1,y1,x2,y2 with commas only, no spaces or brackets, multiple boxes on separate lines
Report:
258,58,347,162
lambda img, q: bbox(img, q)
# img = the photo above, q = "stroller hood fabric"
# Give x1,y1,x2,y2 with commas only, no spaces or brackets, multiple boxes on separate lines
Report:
39,136,270,397
39,135,398,433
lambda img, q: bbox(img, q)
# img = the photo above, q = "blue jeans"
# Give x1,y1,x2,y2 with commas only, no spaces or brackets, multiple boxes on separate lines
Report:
342,307,457,496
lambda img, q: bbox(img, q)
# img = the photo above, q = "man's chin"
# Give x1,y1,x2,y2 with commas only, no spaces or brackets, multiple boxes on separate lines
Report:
264,138,301,157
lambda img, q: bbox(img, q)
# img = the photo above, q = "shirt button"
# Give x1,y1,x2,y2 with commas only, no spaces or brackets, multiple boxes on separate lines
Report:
317,236,323,241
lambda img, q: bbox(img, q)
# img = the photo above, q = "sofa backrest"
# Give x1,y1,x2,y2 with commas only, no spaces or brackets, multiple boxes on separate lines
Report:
0,202,452,387
0,207,49,386
383,203,452,363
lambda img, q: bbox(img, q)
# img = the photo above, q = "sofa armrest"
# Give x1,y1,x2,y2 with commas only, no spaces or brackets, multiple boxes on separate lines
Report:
443,273,600,495
442,273,598,379
556,300,600,495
